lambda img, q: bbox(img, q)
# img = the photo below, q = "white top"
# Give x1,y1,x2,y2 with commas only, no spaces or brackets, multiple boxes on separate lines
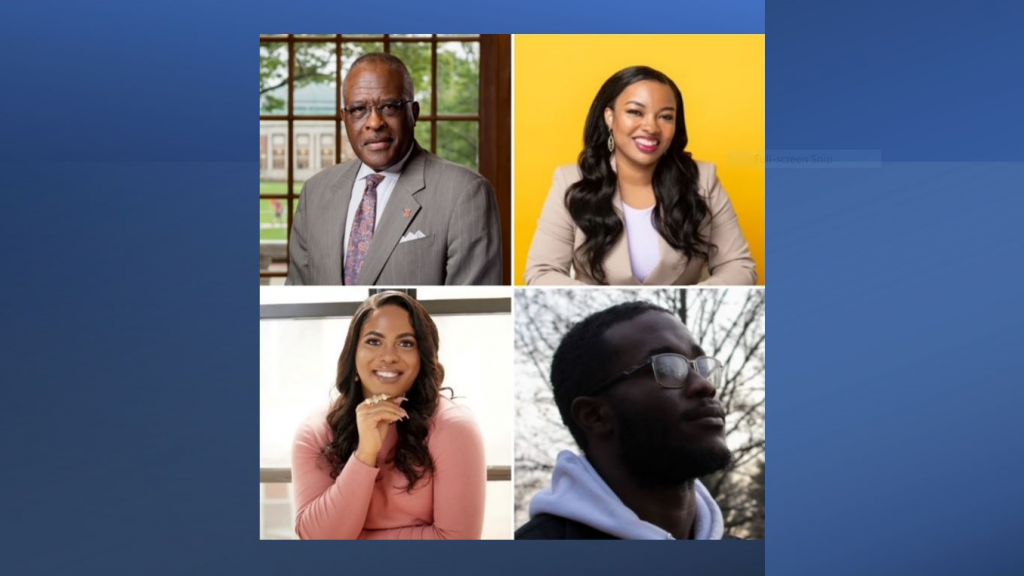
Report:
343,146,414,255
529,450,725,540
622,202,661,282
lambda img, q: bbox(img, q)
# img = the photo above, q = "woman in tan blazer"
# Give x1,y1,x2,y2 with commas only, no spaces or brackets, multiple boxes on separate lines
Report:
525,66,757,286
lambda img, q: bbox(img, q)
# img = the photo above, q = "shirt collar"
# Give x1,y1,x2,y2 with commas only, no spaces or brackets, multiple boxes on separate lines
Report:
355,143,415,182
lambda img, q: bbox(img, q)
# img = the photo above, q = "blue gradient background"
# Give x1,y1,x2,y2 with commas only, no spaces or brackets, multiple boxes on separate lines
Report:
0,0,1021,574
770,3,1024,575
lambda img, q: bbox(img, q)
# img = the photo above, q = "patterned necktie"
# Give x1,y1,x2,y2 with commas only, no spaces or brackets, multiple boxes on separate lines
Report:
344,173,385,285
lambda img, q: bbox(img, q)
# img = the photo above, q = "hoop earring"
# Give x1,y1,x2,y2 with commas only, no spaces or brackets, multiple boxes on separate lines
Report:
607,130,615,153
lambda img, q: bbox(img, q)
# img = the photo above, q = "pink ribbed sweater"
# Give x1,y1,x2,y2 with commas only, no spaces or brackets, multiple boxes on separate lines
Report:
292,397,486,540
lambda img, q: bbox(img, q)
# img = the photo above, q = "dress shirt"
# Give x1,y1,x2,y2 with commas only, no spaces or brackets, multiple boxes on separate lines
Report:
342,145,414,256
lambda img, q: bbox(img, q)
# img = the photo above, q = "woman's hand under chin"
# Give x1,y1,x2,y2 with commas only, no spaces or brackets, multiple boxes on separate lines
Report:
353,394,409,467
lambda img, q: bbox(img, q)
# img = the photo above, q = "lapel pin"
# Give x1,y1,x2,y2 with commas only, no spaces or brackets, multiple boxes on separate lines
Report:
403,208,411,218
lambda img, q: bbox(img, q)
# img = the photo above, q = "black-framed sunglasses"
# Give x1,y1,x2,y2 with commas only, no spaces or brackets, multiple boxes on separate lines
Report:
342,99,415,121
586,353,724,396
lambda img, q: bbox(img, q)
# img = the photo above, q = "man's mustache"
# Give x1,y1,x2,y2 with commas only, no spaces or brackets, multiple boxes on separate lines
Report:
681,401,726,422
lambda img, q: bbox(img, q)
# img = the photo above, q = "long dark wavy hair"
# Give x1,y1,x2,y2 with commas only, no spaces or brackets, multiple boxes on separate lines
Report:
321,292,446,491
566,66,713,284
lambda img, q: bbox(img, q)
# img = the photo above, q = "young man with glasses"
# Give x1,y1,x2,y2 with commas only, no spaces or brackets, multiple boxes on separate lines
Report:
516,301,733,540
287,52,502,286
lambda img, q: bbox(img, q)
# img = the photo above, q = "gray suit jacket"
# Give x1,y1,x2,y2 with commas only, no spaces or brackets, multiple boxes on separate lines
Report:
525,161,757,286
287,143,502,285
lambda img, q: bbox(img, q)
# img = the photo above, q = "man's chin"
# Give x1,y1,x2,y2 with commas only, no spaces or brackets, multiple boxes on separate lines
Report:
357,139,415,171
686,442,733,478
622,441,732,488
358,151,396,172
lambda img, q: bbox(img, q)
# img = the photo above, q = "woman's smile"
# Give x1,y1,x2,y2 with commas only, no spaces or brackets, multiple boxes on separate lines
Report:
372,368,405,384
633,136,661,154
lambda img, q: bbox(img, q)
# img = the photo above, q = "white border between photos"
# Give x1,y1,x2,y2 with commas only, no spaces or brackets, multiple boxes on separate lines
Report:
509,33,517,288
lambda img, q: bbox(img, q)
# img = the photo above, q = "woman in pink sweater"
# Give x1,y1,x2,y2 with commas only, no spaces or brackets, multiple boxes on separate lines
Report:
292,292,487,539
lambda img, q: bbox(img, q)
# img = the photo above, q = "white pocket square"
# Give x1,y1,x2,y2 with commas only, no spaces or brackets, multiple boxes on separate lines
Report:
399,230,428,244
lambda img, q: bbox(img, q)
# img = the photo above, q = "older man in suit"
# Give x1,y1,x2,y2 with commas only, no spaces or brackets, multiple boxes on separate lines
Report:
287,53,502,285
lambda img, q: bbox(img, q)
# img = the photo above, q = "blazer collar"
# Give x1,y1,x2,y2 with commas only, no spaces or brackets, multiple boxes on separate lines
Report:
324,160,363,283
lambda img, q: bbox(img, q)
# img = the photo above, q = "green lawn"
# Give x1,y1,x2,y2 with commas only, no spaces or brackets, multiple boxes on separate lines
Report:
260,180,302,241
260,198,288,241
260,180,288,195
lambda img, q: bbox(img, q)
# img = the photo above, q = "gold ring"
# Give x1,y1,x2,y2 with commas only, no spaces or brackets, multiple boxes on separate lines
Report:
364,393,390,406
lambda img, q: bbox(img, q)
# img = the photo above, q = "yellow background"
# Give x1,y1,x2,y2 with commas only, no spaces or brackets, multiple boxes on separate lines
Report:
514,35,765,285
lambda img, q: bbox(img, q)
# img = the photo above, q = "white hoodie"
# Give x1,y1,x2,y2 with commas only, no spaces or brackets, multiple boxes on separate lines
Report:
529,450,725,540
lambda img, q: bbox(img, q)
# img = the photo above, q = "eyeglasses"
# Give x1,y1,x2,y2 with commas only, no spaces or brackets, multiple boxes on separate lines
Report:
587,353,724,396
342,100,415,121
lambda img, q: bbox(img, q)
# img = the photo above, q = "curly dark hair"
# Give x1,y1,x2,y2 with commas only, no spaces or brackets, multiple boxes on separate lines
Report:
566,66,713,284
551,301,673,452
321,292,446,491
